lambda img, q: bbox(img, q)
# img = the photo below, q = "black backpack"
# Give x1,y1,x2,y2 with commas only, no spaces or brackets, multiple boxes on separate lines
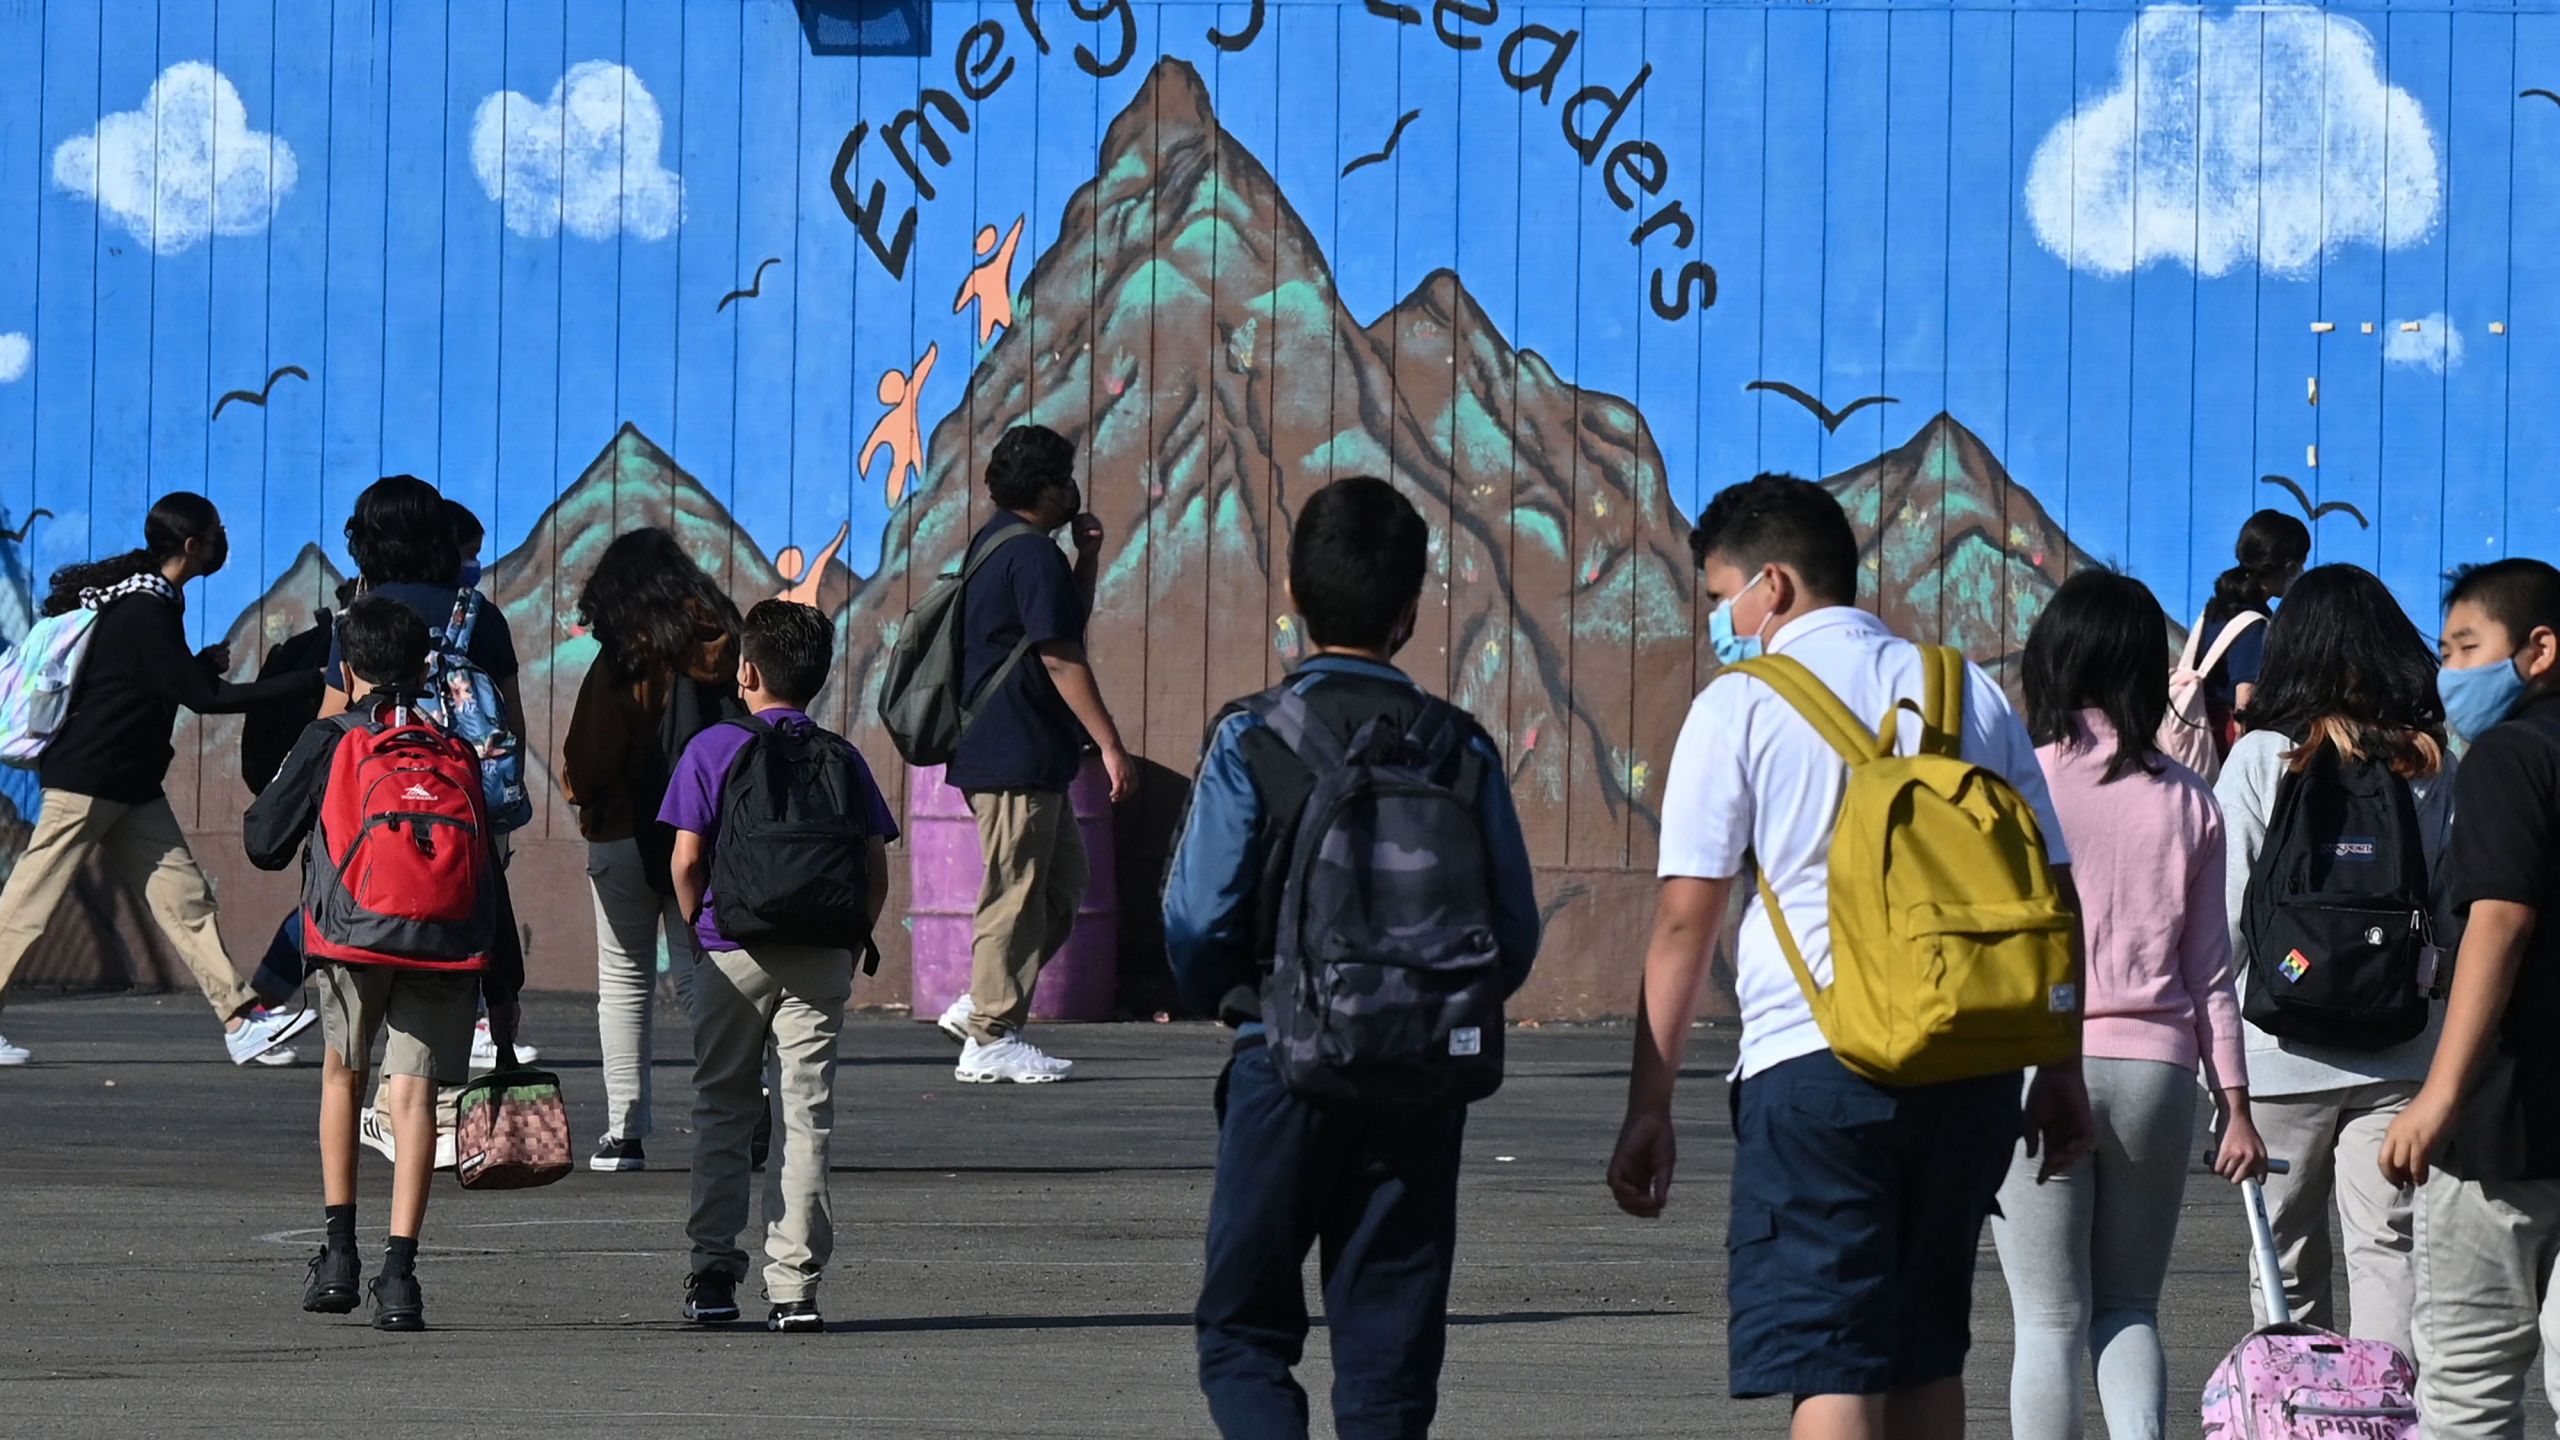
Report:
2240,744,2435,1049
707,715,879,970
1243,687,1507,1108
242,610,334,795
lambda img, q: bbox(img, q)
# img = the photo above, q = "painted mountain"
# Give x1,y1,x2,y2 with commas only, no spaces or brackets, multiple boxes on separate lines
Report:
814,57,1701,861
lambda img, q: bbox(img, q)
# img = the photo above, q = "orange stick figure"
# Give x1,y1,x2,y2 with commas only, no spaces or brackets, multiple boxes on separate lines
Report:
775,521,851,607
953,218,1024,347
861,342,938,506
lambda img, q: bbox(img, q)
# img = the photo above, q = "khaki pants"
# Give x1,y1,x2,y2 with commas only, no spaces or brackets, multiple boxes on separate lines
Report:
965,788,1087,1042
2416,1171,2560,1438
687,941,851,1304
2249,1081,2419,1354
0,790,251,1022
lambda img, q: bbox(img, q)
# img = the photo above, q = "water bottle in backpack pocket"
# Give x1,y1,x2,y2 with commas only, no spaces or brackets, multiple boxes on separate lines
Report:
2240,745,2434,1050
422,587,532,833
1248,688,1507,1108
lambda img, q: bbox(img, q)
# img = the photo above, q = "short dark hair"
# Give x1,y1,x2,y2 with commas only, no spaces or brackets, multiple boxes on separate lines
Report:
2446,558,2560,648
338,594,432,690
2022,570,2171,782
347,476,462,587
986,424,1075,510
1289,477,1428,651
441,498,485,555
1688,473,1859,603
740,599,833,705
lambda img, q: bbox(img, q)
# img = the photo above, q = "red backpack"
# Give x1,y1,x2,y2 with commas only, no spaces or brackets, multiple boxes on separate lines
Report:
301,709,495,971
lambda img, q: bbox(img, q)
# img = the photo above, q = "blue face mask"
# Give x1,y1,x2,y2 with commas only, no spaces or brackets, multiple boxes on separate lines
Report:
2440,653,2529,745
1709,573,1771,667
456,560,482,590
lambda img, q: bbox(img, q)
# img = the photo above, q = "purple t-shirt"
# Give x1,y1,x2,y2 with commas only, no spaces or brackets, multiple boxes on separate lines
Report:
658,707,899,952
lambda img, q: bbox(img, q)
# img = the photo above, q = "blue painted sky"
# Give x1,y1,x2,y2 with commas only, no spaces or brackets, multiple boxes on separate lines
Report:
0,0,2554,647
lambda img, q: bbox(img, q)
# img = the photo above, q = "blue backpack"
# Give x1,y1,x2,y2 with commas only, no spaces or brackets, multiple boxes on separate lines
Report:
422,588,531,834
1242,688,1508,1108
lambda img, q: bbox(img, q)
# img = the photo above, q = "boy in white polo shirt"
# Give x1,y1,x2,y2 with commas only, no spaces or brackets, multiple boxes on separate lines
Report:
1607,475,2094,1438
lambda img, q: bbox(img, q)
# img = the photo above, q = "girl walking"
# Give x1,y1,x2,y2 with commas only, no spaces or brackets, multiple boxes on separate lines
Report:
2218,563,2455,1357
1993,570,2267,1440
561,528,743,1171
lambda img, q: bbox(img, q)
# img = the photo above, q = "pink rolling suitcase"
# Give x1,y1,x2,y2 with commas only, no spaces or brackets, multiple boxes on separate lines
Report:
2201,1167,2418,1437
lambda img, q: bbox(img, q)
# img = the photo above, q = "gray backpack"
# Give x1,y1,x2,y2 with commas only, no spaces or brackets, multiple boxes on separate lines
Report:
1245,686,1507,1108
877,521,1046,767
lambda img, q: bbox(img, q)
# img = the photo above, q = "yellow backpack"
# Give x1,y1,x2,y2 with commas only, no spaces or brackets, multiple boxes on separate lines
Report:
1730,645,2081,1086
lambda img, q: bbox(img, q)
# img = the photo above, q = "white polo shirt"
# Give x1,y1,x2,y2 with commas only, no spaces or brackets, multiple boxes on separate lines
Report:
1657,606,2070,1079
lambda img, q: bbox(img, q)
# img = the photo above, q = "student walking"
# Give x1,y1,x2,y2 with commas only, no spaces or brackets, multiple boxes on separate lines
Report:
1607,474,2092,1440
2187,510,2312,752
1166,477,1541,1439
2381,559,2560,1435
662,601,894,1333
0,493,320,1067
562,527,743,1172
246,596,518,1331
932,424,1133,1084
2217,564,2454,1358
1993,571,2268,1440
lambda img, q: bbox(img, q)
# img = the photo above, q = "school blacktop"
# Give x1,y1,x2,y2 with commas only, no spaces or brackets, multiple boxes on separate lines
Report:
0,992,2537,1438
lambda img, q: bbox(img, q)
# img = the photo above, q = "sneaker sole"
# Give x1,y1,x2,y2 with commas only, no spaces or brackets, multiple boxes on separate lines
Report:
683,1303,742,1323
372,1311,425,1333
589,1156,646,1173
954,1068,1070,1085
303,1286,360,1315
0,1054,27,1067
767,1315,823,1333
237,1009,320,1062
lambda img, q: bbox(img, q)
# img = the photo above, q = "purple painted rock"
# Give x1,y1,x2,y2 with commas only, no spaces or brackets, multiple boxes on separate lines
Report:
907,757,1120,1023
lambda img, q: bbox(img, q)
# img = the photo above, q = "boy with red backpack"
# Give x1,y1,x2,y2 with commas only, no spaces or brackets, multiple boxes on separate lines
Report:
244,596,518,1332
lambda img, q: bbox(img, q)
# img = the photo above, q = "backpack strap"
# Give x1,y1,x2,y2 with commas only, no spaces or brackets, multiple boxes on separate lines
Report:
954,522,1055,724
1726,655,1884,766
1919,645,1966,758
1255,684,1350,772
443,588,481,656
2196,609,2265,677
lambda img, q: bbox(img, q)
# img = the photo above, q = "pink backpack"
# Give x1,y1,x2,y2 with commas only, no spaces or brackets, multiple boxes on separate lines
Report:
2160,609,2265,782
2202,1175,2417,1437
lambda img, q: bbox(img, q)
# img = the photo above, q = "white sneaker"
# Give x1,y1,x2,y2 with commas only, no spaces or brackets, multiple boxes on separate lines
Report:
0,1033,27,1066
359,1108,458,1171
472,1017,537,1070
226,1007,319,1065
956,1035,1074,1084
251,1045,301,1068
934,994,975,1044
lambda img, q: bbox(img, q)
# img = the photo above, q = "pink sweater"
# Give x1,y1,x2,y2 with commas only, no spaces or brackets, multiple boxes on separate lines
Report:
2036,714,2250,1090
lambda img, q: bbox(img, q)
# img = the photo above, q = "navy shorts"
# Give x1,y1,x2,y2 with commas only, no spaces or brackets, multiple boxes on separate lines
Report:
1725,1050,2023,1400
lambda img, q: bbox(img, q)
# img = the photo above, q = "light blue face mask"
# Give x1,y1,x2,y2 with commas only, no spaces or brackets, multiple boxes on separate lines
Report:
2440,653,2529,745
1709,572,1771,667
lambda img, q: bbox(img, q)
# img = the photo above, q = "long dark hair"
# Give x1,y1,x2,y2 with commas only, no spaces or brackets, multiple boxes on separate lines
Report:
42,492,222,617
575,528,741,685
2242,564,2446,777
2201,509,2311,630
2023,569,2172,782
346,475,460,587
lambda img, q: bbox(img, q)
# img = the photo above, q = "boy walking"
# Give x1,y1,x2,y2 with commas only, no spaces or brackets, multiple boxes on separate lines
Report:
2381,558,2560,1435
246,597,517,1331
1605,475,2092,1438
661,600,894,1332
1165,476,1541,1438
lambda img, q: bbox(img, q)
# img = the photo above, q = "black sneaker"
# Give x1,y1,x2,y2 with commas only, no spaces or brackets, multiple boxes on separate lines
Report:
369,1271,424,1332
302,1245,360,1314
684,1270,741,1324
589,1135,646,1172
767,1300,822,1333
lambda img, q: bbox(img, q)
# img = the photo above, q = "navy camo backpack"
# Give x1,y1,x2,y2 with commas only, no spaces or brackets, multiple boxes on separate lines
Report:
1242,686,1507,1108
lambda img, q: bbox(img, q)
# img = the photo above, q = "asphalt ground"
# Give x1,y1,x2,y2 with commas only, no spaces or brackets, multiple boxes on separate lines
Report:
0,993,2534,1438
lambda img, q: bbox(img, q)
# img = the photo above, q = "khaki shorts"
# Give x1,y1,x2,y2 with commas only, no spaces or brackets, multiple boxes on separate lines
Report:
311,962,478,1083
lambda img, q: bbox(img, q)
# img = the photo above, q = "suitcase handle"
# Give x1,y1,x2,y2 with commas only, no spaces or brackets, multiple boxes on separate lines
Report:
2212,1158,2295,1325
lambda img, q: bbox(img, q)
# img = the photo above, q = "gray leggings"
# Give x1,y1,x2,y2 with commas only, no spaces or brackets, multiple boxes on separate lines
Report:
1990,1057,2198,1440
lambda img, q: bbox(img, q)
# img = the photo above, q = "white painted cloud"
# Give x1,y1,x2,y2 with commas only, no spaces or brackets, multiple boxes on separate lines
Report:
2385,313,2463,373
0,335,26,385
471,62,683,241
53,62,297,256
2026,6,2440,278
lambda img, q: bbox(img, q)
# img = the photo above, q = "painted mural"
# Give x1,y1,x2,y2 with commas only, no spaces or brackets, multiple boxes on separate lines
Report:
0,0,2554,1011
